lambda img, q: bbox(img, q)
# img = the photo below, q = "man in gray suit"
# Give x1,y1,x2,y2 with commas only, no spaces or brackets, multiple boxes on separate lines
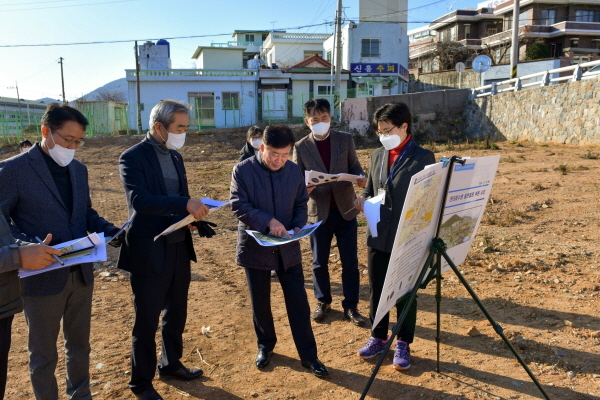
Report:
0,103,120,400
293,98,367,326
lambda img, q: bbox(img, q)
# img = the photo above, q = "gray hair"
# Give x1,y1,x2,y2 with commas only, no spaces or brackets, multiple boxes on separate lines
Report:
149,99,190,133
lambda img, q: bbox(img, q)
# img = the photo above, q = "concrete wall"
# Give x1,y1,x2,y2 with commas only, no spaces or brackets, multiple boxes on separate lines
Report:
342,89,471,141
411,69,481,92
196,49,244,69
464,76,600,144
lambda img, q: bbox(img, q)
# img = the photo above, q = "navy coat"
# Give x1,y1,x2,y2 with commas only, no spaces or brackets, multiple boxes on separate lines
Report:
0,143,118,296
230,155,308,271
117,137,196,276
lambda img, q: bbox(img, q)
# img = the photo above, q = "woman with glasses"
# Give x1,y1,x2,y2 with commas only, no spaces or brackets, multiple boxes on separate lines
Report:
354,102,435,371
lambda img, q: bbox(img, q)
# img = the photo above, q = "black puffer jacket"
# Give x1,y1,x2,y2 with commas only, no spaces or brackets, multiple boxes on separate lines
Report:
230,155,308,270
0,215,23,320
238,142,257,163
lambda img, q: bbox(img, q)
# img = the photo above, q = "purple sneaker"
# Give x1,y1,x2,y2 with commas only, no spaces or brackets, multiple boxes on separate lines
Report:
393,340,411,370
357,337,387,359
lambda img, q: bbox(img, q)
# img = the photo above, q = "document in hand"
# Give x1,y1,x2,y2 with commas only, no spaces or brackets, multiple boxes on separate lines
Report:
305,170,363,186
246,221,322,247
153,197,232,241
364,193,385,238
19,233,107,278
104,221,130,244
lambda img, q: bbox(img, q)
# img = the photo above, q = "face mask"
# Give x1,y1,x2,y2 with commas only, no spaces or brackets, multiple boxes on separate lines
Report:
159,124,186,150
379,134,402,151
310,122,330,139
251,138,262,149
48,133,75,167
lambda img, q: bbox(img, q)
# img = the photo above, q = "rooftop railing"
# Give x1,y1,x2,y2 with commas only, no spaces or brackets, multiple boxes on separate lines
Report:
127,69,258,77
470,59,600,99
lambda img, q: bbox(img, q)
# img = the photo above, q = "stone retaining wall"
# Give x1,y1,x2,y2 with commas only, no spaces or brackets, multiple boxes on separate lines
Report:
464,77,600,144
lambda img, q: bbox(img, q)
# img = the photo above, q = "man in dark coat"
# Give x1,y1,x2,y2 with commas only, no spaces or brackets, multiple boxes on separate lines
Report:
117,99,208,400
230,124,329,378
0,103,120,400
0,216,60,399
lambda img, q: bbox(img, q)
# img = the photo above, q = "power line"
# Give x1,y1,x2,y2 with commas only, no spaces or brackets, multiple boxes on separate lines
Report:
0,22,333,48
1,0,136,12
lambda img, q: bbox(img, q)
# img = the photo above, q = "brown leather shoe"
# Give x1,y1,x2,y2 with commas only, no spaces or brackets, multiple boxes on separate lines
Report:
344,308,366,326
311,303,331,322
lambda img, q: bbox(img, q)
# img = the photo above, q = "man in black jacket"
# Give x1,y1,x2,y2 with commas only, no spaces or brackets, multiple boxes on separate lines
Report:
0,216,61,399
230,124,329,378
118,100,209,400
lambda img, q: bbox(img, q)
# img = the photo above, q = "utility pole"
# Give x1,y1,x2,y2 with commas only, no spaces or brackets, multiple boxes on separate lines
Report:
334,0,343,120
7,82,23,132
58,57,66,104
510,0,520,79
134,41,142,135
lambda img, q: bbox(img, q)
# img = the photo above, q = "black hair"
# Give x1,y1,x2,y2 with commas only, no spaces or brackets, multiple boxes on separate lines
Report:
263,125,295,149
40,103,89,131
19,140,33,148
303,98,331,117
246,125,264,141
372,102,412,134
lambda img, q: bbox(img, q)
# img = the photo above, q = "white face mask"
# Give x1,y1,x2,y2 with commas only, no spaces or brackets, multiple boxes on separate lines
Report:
159,124,186,150
379,134,402,151
310,122,330,139
250,138,263,149
48,133,75,167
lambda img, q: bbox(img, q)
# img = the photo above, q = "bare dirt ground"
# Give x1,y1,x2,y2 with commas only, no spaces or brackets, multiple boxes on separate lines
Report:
2,132,600,400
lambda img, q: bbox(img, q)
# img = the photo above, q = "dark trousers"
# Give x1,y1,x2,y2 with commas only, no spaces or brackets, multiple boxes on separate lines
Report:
0,315,13,400
129,241,191,394
368,247,417,343
309,208,360,309
244,261,318,362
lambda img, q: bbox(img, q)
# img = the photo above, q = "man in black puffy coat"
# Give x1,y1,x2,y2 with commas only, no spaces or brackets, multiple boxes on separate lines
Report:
230,124,329,378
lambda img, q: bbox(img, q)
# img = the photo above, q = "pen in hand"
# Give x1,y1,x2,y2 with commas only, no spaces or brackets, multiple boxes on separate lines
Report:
34,236,64,266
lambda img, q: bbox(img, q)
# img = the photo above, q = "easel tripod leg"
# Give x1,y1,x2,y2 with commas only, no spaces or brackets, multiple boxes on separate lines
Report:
439,251,552,400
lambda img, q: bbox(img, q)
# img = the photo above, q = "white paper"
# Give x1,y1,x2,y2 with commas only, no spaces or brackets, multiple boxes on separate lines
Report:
246,221,322,247
19,233,107,278
153,197,232,241
305,170,362,186
363,193,384,238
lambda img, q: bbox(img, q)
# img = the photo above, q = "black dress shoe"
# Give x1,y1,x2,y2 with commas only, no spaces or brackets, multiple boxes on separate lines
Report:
311,303,331,322
134,388,164,400
344,308,366,326
301,358,329,378
255,350,273,369
158,366,203,381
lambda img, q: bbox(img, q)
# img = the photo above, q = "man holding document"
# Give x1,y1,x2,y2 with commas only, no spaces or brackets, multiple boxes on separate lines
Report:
230,124,328,378
0,103,121,400
118,100,208,400
0,215,61,399
293,98,367,326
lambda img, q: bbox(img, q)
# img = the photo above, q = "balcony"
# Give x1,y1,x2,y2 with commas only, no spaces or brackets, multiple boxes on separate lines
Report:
482,21,600,46
263,33,331,48
457,38,483,47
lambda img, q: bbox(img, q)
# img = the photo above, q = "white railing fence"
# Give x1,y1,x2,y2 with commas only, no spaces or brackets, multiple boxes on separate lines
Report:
471,59,600,99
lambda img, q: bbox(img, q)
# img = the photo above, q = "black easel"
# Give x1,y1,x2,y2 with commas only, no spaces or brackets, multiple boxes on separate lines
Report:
359,156,550,400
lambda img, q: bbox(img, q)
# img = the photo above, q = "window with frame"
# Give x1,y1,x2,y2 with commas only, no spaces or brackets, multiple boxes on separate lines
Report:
593,40,600,50
450,27,456,41
576,10,600,23
464,24,471,39
317,85,332,95
570,39,579,48
541,9,556,25
222,92,239,110
519,11,528,26
361,38,381,57
326,50,332,62
245,34,255,42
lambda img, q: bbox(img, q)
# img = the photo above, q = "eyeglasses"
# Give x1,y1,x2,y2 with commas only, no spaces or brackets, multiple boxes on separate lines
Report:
376,126,397,136
52,130,85,148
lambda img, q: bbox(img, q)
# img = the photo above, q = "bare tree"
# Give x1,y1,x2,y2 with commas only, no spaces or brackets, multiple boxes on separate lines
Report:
430,41,478,71
95,89,126,103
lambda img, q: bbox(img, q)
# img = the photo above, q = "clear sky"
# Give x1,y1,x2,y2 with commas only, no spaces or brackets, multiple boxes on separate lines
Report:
0,0,484,102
